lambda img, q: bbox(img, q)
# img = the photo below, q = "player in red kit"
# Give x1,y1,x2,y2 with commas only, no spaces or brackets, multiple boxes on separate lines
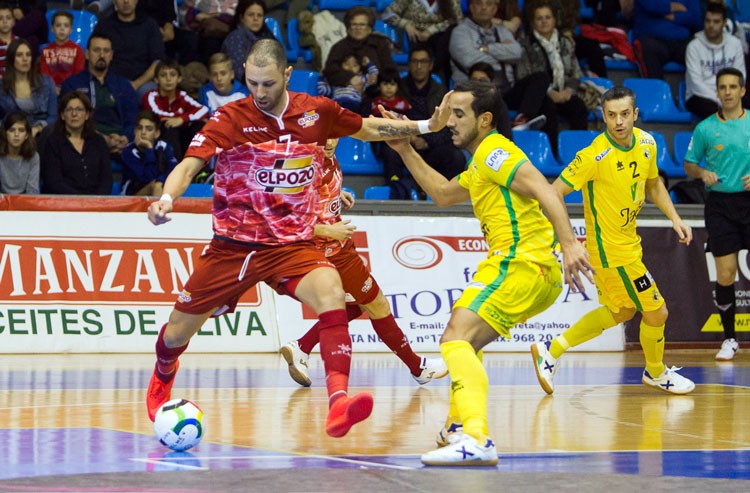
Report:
146,39,450,438
279,138,448,387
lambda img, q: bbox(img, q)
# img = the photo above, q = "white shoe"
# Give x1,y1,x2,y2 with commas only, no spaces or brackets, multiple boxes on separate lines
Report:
531,341,558,394
412,357,449,385
280,341,311,387
421,432,498,466
716,338,739,361
435,419,463,447
642,366,695,394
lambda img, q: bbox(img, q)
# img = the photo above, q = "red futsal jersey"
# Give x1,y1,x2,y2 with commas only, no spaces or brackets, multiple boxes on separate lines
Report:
314,155,346,257
185,92,363,244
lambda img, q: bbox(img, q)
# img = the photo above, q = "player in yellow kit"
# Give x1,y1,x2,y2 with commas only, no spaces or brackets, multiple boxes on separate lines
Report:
381,79,593,466
531,86,696,395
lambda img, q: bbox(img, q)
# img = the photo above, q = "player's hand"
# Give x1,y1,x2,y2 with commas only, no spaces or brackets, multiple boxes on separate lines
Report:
742,174,750,191
148,199,173,225
561,241,595,293
340,190,355,209
672,218,692,245
164,117,184,128
700,169,720,186
378,107,412,152
428,90,453,132
405,23,418,42
326,219,356,242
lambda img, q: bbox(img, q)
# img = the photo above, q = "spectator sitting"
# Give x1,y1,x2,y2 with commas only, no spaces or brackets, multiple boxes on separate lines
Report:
8,1,46,54
632,0,702,80
138,0,201,65
184,0,237,62
61,33,139,158
93,0,166,98
468,62,512,139
42,91,112,195
382,0,463,87
494,0,521,35
121,110,178,196
318,53,378,113
517,2,589,134
222,0,275,82
370,67,411,117
0,38,56,139
323,6,397,102
141,59,209,159
0,110,38,194
685,2,747,120
0,4,16,75
199,52,249,114
40,10,86,93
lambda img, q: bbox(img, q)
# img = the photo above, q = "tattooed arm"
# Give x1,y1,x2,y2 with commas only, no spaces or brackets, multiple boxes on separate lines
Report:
350,91,452,141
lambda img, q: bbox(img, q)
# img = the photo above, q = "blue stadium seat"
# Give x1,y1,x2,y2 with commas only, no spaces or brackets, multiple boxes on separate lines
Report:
264,17,297,62
564,189,583,203
318,0,371,10
512,129,562,178
289,69,319,96
374,20,409,65
183,183,214,198
375,0,394,10
287,18,312,63
579,0,594,20
363,186,391,200
46,9,98,48
342,186,357,200
557,129,599,167
673,131,704,169
623,78,692,123
604,59,637,71
336,137,384,175
649,130,685,178
111,181,122,195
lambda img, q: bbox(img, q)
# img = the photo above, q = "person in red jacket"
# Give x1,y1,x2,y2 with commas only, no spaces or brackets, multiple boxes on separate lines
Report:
40,10,85,93
141,59,209,159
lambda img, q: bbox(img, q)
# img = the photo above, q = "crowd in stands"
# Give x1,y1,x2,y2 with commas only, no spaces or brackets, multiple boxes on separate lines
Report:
0,0,747,200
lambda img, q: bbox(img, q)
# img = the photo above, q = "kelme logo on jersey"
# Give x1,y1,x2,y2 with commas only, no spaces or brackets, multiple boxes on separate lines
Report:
594,147,611,161
485,148,509,171
297,110,320,128
255,155,315,193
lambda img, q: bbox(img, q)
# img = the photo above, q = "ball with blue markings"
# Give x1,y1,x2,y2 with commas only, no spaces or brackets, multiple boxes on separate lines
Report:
154,399,204,451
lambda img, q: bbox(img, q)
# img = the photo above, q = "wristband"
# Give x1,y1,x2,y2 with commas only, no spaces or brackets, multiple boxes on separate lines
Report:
160,194,173,203
417,119,431,135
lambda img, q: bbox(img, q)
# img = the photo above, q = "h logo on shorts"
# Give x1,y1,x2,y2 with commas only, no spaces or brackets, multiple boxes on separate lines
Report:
633,273,652,292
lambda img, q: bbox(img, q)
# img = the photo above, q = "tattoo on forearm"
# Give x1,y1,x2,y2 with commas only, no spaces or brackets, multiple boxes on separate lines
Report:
376,123,418,138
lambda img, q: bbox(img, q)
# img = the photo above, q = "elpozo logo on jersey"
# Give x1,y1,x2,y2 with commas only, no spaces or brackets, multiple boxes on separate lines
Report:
255,155,315,193
297,110,320,128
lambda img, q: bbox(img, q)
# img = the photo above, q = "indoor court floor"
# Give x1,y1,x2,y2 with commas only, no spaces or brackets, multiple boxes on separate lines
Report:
0,349,748,491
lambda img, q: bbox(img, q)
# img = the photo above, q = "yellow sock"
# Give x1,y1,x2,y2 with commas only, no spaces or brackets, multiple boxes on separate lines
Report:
550,306,617,358
640,321,666,376
441,340,489,440
446,349,484,426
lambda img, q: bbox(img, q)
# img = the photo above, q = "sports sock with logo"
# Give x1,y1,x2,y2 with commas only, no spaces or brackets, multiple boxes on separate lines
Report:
155,323,189,382
441,340,489,440
715,282,736,340
318,309,352,406
640,320,666,377
370,314,422,375
297,304,362,354
550,306,617,359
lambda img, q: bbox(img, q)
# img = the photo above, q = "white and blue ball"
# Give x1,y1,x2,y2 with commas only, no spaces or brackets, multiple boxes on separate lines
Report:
154,399,204,451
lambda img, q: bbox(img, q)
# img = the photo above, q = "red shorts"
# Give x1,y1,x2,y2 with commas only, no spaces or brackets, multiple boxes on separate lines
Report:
329,241,380,306
176,237,335,315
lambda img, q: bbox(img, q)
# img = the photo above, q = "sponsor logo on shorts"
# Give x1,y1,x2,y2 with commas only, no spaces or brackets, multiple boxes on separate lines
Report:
485,148,509,171
297,110,320,128
178,289,192,303
361,276,373,293
633,273,652,292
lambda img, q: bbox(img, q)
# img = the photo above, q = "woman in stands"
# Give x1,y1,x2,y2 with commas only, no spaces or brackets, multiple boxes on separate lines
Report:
41,91,112,195
0,39,57,140
222,0,276,82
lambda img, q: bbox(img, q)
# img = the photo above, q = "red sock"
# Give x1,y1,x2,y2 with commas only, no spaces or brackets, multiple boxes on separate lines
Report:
371,314,422,375
155,324,189,382
297,305,363,354
318,309,351,405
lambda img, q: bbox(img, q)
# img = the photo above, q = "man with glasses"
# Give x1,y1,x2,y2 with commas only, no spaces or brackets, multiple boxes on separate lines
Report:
323,5,397,106
61,33,139,159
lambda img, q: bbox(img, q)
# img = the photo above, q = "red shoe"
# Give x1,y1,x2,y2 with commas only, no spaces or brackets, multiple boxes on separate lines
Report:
325,392,374,438
146,360,179,422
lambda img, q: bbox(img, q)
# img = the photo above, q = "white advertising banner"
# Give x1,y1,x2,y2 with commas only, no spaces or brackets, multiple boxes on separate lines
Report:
276,215,624,353
0,211,279,353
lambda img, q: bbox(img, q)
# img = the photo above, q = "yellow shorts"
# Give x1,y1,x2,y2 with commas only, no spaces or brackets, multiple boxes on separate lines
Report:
453,255,562,338
595,260,664,313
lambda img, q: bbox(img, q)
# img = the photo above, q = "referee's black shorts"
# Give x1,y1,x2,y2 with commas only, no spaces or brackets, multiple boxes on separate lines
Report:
706,191,750,256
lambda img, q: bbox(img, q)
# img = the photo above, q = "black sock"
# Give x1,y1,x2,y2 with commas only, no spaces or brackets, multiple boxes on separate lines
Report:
715,283,736,340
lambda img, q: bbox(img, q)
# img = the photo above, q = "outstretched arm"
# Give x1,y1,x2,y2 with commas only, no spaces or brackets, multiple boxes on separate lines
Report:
147,156,206,225
351,92,452,141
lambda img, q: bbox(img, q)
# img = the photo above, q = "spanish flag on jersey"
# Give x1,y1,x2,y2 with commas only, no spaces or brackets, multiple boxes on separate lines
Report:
559,127,659,269
457,131,557,268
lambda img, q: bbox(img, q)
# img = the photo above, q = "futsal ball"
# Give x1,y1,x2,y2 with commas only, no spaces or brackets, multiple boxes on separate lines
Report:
153,398,204,451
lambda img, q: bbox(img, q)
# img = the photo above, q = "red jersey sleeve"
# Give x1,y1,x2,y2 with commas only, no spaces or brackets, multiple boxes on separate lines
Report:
321,97,363,138
185,106,239,162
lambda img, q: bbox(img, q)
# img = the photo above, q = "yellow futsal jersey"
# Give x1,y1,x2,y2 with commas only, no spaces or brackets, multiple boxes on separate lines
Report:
559,127,658,269
458,131,557,267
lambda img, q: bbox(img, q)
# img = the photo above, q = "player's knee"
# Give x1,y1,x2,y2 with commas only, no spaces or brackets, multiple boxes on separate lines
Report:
362,292,390,319
643,304,668,327
612,307,636,323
